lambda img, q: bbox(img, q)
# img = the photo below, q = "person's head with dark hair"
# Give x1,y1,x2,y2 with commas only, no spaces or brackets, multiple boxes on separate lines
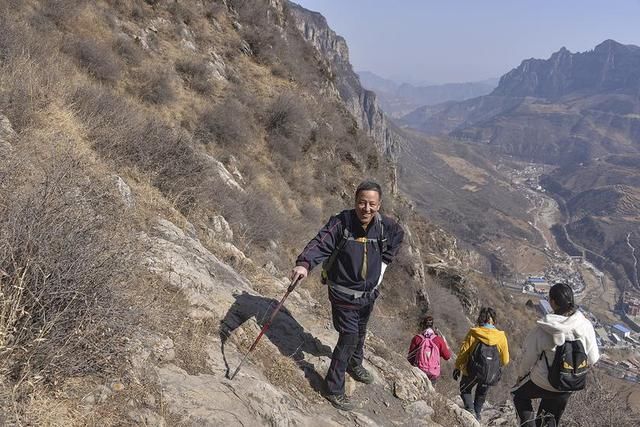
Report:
420,315,434,330
355,180,382,199
549,282,576,315
477,307,497,326
354,180,382,227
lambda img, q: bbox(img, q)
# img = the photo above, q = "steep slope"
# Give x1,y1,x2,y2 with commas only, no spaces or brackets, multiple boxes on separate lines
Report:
288,2,402,157
0,1,484,425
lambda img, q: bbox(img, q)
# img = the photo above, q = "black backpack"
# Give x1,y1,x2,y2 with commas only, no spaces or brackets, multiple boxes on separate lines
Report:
543,339,589,391
467,341,502,385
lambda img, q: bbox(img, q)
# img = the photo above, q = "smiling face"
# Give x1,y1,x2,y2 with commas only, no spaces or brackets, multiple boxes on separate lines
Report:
354,189,381,227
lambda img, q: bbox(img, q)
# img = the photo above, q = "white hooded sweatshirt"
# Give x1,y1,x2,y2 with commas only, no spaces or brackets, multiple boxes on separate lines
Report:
517,310,600,392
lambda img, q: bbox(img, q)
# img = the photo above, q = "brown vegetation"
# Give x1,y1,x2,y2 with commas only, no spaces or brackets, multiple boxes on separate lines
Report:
0,2,388,421
0,1,632,425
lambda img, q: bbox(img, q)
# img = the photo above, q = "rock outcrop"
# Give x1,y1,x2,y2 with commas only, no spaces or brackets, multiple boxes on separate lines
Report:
134,217,476,426
287,2,403,157
493,40,640,99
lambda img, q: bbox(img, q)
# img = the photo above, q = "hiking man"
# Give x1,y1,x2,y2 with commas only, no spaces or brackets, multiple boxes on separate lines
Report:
290,180,404,411
453,307,509,421
407,315,452,383
512,282,599,427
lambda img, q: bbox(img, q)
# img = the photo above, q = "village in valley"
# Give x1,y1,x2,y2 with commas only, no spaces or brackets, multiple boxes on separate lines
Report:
500,162,640,385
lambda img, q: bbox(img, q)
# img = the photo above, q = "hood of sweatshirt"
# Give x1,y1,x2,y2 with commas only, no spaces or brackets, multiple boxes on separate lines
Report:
469,326,507,345
536,310,589,345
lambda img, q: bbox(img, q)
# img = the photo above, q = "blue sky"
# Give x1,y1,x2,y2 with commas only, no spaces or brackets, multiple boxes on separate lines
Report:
294,0,640,84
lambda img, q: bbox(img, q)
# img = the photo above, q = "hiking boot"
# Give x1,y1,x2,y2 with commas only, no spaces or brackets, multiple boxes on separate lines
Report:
325,393,354,411
347,364,374,384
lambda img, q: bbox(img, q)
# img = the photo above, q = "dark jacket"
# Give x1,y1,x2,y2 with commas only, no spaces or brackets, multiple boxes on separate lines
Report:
295,209,404,306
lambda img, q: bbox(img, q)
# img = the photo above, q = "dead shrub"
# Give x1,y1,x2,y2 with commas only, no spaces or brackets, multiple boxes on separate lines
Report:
562,371,640,426
113,34,143,65
229,0,278,61
0,54,66,132
197,98,253,147
0,16,69,131
265,93,306,138
63,37,122,82
175,57,214,94
138,68,175,105
168,1,195,25
204,3,226,21
238,188,287,249
130,3,145,20
71,85,210,211
265,93,310,166
37,0,86,28
204,181,288,253
230,0,323,85
0,146,136,388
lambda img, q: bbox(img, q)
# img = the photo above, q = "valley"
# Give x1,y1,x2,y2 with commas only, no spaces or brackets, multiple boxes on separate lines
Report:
397,125,640,386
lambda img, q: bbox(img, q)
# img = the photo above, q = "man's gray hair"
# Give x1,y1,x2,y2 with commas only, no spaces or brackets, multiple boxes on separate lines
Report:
355,180,382,198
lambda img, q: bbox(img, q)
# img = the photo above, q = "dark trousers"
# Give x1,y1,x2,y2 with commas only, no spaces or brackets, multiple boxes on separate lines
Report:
513,380,571,427
325,302,374,395
460,375,489,416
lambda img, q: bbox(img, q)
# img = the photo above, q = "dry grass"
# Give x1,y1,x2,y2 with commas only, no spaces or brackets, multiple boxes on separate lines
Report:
562,371,640,426
434,152,489,185
0,0,407,423
0,140,139,424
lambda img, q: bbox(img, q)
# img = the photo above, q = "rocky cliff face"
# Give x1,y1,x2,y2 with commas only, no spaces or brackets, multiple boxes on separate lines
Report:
493,40,640,99
287,1,402,158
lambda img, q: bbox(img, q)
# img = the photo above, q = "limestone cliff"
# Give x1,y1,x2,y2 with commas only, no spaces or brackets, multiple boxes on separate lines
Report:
287,1,402,158
493,40,640,99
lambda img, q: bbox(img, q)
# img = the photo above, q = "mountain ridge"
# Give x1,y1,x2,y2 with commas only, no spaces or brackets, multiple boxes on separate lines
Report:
358,70,497,117
400,38,640,296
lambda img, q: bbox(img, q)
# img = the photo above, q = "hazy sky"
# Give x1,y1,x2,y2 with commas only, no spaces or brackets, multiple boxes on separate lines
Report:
294,0,640,85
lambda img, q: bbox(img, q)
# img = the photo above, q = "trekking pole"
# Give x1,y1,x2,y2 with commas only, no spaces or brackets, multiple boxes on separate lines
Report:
228,277,301,380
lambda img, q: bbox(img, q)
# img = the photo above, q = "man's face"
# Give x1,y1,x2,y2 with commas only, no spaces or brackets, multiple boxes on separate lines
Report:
355,190,381,227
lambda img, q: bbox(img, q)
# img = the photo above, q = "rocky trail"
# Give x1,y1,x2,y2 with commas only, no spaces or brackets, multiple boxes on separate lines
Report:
118,217,486,426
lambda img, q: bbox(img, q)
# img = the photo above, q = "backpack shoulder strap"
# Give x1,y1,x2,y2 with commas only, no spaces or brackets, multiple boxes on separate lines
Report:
322,211,351,275
376,212,388,253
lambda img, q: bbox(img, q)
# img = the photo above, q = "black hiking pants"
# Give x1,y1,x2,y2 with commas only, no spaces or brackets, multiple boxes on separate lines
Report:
325,302,374,395
512,379,571,427
460,375,489,417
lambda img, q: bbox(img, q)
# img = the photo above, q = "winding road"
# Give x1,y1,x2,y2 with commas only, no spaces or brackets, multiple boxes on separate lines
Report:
627,232,638,289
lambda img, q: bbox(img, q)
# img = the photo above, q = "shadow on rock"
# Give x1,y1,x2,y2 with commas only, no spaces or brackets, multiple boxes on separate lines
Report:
220,291,333,393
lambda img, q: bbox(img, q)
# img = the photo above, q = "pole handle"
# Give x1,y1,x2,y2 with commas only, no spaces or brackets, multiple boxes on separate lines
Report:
287,276,301,292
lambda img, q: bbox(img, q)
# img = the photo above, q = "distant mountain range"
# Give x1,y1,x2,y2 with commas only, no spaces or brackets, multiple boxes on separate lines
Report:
493,39,640,99
400,39,640,292
357,71,498,117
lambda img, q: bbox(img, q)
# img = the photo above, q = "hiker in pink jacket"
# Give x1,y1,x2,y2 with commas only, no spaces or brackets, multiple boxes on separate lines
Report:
407,316,452,383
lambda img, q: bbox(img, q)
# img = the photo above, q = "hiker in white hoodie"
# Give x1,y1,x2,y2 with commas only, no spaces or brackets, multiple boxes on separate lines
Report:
512,282,599,427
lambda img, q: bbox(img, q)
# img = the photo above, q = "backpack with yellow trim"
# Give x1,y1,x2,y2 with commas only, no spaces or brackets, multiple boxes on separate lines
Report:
543,338,589,391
